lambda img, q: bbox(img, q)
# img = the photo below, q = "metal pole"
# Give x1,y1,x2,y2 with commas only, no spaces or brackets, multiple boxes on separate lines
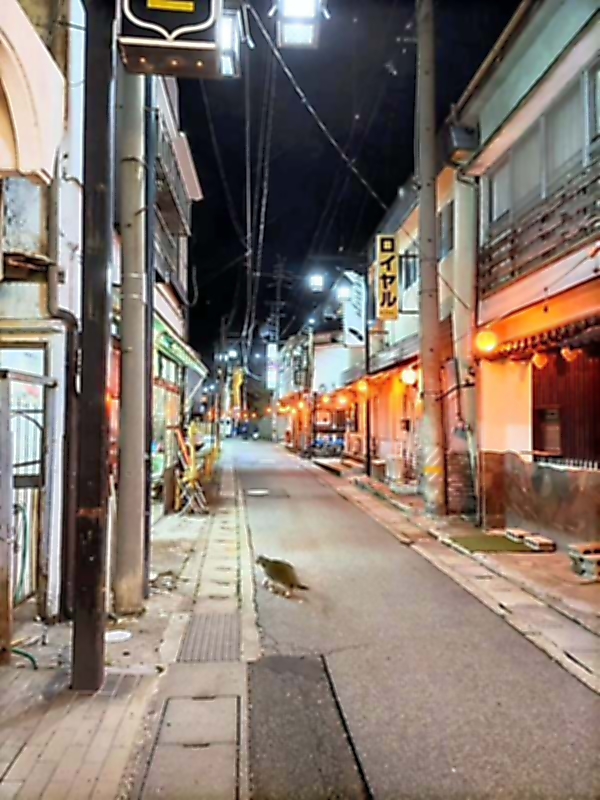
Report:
0,377,12,664
144,79,157,599
72,0,116,692
364,271,372,478
114,71,146,615
417,0,446,514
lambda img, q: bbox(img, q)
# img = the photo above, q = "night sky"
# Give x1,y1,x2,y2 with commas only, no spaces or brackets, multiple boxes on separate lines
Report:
180,0,521,363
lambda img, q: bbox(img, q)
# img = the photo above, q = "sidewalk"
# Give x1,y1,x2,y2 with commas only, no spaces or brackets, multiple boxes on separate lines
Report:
307,458,600,694
0,502,218,798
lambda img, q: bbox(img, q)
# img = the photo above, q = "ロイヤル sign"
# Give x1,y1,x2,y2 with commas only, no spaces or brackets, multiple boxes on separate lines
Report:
117,0,242,78
376,235,399,321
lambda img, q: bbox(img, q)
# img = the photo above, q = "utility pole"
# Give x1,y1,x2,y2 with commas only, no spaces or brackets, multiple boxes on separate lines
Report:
269,257,287,441
364,269,372,478
114,71,147,615
417,0,446,515
72,0,116,692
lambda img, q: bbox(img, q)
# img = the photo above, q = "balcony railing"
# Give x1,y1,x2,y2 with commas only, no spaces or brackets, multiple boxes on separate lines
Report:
154,210,187,304
479,152,600,298
156,118,191,236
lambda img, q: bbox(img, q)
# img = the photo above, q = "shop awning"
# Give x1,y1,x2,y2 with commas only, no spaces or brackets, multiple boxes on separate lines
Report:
154,317,208,376
0,0,64,184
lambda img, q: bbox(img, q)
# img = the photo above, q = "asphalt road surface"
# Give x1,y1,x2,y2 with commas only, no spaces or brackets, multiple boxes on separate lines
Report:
236,441,600,800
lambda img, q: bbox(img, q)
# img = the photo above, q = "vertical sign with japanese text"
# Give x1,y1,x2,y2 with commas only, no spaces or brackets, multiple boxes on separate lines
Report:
376,235,399,321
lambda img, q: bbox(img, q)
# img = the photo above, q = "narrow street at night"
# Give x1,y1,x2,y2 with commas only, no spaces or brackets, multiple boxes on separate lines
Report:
236,442,600,800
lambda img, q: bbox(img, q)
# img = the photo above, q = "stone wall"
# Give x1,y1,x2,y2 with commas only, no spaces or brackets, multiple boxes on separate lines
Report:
480,451,600,546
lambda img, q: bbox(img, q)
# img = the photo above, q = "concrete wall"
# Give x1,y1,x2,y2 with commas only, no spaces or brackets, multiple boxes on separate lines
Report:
312,343,351,394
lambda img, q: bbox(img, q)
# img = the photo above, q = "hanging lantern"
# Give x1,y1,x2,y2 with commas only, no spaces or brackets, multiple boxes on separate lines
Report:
475,329,499,355
322,394,331,405
532,352,549,370
338,394,348,407
560,347,582,363
357,380,369,394
401,366,418,386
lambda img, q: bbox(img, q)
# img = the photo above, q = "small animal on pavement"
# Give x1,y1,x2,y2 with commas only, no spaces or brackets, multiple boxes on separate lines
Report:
256,555,309,597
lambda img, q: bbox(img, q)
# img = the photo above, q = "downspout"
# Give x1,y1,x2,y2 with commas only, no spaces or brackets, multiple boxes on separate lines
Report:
47,2,79,620
48,176,79,621
144,77,157,598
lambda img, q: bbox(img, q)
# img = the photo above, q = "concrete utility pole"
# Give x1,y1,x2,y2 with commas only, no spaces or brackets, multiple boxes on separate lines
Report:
114,72,147,615
72,0,116,692
416,0,447,514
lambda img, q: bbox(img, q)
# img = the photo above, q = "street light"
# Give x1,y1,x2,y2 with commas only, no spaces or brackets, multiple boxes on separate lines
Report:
228,349,238,359
309,273,325,292
218,9,242,78
271,0,330,49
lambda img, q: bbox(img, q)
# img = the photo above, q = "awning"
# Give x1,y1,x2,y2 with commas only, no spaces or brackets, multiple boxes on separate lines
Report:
154,317,208,376
0,0,64,184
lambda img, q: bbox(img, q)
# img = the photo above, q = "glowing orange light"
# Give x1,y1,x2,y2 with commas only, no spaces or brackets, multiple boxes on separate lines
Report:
401,367,418,387
560,347,581,363
357,380,369,394
475,329,499,354
532,352,549,370
322,395,331,405
338,395,348,407
298,401,305,410
266,406,273,414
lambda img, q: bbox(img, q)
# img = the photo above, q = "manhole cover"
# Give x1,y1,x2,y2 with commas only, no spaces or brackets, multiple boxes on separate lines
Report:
178,614,240,663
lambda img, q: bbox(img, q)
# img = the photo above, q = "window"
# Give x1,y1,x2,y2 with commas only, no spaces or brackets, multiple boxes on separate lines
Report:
402,244,419,289
546,83,584,188
438,201,455,259
591,62,600,141
489,160,511,225
512,126,541,214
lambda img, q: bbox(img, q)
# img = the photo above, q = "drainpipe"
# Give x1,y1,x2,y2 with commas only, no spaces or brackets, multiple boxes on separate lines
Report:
144,77,157,599
48,177,79,621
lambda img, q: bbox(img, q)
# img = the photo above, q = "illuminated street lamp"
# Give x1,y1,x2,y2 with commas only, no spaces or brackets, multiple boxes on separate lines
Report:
270,0,330,49
309,272,325,292
218,8,243,78
228,348,238,359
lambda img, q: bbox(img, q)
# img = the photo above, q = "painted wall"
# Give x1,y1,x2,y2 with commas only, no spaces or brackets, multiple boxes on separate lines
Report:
479,360,532,458
475,0,598,145
312,343,351,394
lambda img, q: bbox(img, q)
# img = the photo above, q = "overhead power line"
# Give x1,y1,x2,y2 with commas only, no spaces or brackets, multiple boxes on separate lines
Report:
246,2,389,213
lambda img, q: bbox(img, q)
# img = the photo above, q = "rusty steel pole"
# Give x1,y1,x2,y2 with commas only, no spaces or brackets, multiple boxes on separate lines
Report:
71,0,116,692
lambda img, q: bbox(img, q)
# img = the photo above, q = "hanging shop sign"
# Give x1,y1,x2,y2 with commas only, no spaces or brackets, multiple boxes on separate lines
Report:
266,343,278,391
342,271,365,348
117,0,242,78
376,235,399,321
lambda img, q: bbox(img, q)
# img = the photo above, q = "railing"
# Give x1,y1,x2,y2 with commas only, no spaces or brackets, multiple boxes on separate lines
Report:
156,119,191,235
479,153,600,297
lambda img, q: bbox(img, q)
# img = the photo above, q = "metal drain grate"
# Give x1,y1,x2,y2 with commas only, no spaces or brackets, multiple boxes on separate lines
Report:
178,614,241,663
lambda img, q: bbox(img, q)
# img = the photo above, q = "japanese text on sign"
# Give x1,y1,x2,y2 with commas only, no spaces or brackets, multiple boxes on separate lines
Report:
376,235,399,321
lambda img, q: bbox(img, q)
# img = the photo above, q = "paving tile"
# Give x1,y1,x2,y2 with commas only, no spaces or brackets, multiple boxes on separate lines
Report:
0,782,22,799
160,663,246,699
16,759,57,800
159,698,237,746
4,746,42,782
141,743,237,800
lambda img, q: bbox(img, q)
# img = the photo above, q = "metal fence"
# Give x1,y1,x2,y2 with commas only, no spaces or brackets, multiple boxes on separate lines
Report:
0,370,57,659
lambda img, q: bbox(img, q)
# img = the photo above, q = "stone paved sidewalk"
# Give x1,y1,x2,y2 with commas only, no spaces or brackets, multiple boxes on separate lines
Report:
126,458,259,800
0,508,214,799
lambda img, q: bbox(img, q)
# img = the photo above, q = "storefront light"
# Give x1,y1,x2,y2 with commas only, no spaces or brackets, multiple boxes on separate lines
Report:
357,380,369,394
218,10,242,78
322,395,331,404
532,352,549,370
401,367,418,387
560,346,581,363
475,329,499,355
298,401,305,410
338,395,348,407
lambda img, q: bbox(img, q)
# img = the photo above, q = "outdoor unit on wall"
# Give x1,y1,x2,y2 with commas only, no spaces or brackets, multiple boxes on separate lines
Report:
117,0,243,79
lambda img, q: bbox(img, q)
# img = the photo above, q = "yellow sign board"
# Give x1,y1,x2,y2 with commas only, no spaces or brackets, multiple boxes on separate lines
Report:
147,0,195,12
376,235,399,321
